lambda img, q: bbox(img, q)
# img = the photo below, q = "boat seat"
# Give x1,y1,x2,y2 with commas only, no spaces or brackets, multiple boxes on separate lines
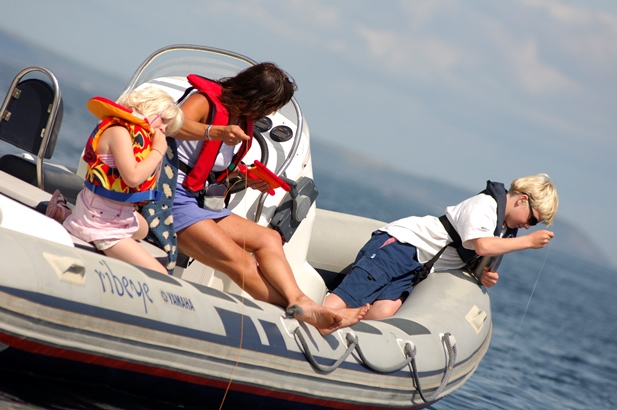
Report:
0,154,83,204
308,209,384,289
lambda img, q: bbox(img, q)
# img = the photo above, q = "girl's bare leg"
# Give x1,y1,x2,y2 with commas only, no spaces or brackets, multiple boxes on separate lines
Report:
99,212,168,275
103,237,168,275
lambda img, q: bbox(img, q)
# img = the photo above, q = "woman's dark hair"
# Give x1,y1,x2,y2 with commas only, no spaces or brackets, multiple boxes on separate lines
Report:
219,62,297,121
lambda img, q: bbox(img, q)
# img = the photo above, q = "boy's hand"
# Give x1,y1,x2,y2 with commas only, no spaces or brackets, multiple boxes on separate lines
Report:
480,267,499,288
528,230,554,249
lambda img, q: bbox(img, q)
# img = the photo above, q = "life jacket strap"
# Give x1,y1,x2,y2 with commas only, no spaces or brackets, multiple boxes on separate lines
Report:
412,215,461,286
84,180,161,203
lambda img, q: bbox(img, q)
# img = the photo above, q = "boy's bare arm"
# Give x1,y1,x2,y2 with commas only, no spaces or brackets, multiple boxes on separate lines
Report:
473,230,554,257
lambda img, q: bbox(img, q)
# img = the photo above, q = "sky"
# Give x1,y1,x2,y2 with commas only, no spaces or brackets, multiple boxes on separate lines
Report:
1,0,616,266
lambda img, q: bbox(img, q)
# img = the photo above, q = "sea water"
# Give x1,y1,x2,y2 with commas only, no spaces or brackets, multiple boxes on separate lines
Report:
442,248,617,409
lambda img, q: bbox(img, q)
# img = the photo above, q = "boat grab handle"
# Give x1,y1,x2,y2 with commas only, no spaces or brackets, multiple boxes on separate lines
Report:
293,326,457,404
411,332,457,404
292,327,358,374
345,332,416,373
292,328,415,375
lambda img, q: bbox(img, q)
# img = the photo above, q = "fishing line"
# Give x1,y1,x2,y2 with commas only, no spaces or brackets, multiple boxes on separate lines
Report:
489,240,552,404
219,170,250,410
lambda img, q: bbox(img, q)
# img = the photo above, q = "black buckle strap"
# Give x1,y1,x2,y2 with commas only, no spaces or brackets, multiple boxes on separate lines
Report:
178,160,192,175
412,215,461,286
438,215,462,248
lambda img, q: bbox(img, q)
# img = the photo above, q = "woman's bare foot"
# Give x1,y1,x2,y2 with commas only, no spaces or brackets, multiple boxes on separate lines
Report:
285,296,343,330
319,304,371,336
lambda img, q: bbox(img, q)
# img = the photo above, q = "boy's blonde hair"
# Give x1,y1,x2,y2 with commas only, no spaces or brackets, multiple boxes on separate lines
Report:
509,173,558,226
117,87,184,135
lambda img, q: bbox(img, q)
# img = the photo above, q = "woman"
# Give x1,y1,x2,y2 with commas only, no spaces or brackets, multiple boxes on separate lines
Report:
172,63,368,332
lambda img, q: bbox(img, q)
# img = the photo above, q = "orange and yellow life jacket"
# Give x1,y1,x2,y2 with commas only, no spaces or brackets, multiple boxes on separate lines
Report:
82,96,161,203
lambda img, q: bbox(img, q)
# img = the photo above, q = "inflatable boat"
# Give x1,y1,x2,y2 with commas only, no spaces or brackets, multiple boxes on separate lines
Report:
0,45,492,409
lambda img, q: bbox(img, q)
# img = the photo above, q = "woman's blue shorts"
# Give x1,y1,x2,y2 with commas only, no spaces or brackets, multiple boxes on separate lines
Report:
333,231,422,308
172,184,232,232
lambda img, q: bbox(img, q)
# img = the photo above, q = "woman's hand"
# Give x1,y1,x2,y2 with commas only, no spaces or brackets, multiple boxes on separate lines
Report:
480,267,499,288
226,170,271,193
246,177,271,193
213,124,250,146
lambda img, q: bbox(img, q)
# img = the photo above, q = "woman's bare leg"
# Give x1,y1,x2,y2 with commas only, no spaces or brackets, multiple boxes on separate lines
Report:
177,214,368,331
177,217,285,303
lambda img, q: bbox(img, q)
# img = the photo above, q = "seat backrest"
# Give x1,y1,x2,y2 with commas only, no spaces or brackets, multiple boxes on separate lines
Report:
0,66,64,192
0,77,63,159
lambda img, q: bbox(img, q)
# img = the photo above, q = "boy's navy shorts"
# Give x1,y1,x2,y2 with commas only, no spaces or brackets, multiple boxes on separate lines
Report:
333,231,422,308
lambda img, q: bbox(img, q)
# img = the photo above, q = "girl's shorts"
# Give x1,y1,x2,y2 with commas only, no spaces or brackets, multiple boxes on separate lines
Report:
63,188,140,250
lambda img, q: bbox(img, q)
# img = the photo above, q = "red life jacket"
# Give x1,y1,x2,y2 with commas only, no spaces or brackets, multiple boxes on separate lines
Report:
182,75,253,193
82,97,161,204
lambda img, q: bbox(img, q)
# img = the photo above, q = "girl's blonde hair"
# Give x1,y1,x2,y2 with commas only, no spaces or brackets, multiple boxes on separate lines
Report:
509,173,559,226
117,87,184,135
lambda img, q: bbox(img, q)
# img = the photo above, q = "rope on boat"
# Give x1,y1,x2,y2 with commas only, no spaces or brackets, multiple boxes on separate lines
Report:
411,332,457,403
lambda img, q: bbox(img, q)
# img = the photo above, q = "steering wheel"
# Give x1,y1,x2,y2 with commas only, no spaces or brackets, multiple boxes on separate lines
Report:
227,127,270,195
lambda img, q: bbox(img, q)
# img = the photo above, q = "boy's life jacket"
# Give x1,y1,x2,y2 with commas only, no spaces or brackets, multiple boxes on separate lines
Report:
444,180,518,266
413,181,517,285
82,96,161,204
180,75,254,193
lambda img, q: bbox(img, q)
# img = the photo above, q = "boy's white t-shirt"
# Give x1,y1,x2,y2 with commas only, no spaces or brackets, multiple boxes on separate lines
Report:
380,193,498,271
